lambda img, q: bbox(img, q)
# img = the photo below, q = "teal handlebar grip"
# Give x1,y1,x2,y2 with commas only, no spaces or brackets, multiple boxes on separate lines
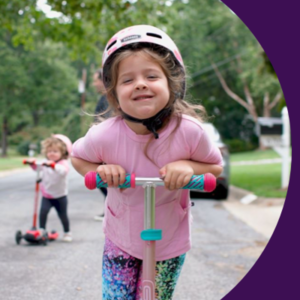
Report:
85,172,135,190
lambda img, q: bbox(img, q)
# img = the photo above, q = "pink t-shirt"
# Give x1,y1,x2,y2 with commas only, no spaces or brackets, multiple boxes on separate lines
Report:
72,114,222,260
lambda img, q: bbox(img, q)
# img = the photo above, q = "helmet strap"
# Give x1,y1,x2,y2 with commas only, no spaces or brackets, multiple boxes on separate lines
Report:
122,107,172,139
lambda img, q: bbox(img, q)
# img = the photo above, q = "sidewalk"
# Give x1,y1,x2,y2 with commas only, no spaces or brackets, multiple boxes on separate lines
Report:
224,185,285,239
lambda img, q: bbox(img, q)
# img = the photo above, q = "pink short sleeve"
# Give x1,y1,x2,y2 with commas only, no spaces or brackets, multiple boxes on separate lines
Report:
72,125,103,163
182,116,223,166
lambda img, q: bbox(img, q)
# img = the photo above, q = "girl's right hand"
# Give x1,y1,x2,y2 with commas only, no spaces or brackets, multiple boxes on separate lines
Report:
26,158,36,164
96,164,126,188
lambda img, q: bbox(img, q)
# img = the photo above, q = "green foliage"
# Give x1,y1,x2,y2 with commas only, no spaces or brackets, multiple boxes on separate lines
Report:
225,138,257,153
17,140,31,155
168,0,283,142
0,0,178,62
0,0,284,155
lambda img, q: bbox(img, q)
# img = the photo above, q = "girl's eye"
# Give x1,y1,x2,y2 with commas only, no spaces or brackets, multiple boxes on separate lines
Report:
123,79,132,84
148,75,157,79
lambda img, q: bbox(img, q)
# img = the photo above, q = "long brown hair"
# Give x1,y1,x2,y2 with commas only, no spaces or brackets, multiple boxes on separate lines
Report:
102,45,207,162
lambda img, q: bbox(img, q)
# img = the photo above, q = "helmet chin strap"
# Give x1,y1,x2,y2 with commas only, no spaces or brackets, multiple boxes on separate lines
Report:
122,107,172,139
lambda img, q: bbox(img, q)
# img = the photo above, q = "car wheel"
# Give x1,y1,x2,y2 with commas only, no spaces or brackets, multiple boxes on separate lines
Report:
213,184,229,200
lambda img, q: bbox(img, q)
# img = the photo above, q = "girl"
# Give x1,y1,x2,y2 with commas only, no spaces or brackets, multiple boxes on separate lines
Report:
30,134,73,242
71,25,223,299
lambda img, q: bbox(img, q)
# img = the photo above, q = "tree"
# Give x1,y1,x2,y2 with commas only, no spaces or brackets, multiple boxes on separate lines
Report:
0,30,78,156
0,31,29,156
168,0,283,148
0,0,177,62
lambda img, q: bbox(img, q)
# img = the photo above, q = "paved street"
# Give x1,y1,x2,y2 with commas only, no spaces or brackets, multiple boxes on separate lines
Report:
0,167,269,300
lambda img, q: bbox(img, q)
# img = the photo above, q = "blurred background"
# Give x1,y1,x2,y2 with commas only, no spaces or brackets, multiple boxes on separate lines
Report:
0,0,288,199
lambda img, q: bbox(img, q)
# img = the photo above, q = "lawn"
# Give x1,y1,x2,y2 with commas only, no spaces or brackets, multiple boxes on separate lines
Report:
230,149,291,198
0,155,28,171
0,148,31,171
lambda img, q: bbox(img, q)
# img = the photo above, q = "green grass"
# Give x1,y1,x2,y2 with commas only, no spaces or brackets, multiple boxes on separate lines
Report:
231,163,288,198
0,148,31,171
230,149,291,198
0,156,28,171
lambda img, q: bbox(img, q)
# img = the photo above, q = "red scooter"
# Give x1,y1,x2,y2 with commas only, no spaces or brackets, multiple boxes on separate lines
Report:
15,159,59,246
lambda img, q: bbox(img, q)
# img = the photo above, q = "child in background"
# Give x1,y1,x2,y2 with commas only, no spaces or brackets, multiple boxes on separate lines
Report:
71,25,223,299
30,134,73,242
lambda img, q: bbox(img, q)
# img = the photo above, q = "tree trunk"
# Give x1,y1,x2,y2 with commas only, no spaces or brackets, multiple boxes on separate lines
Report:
32,111,39,126
1,117,8,157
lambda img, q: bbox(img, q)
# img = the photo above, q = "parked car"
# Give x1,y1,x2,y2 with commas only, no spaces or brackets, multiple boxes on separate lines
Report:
190,123,230,200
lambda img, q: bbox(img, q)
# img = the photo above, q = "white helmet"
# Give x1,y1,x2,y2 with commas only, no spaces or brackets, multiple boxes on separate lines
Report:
102,25,185,96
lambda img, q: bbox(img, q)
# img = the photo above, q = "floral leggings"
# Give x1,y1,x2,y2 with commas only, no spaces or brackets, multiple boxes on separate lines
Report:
102,238,186,300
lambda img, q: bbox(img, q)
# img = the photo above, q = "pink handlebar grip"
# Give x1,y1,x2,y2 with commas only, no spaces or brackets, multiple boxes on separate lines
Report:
85,171,97,190
203,173,217,192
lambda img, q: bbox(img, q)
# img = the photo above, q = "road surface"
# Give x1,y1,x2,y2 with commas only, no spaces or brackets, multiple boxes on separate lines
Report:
0,167,269,299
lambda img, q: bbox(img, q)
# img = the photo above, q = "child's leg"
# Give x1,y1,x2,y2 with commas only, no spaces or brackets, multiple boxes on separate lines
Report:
136,253,186,300
52,196,70,232
102,237,142,300
39,197,52,229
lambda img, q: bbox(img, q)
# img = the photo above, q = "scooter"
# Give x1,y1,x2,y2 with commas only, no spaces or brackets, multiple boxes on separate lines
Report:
85,171,216,300
15,159,59,246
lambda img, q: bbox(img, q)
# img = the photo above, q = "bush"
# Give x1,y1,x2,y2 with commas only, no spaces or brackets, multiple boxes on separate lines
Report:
10,126,55,155
225,138,258,153
17,140,32,156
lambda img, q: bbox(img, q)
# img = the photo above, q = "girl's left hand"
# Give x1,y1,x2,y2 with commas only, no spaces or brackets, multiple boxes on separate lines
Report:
159,161,194,190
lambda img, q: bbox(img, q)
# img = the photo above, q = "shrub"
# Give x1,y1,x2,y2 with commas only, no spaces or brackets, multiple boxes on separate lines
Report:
17,140,32,156
225,138,258,153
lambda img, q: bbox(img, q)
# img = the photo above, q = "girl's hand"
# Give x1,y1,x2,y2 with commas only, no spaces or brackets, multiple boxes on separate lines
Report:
26,158,36,164
45,160,55,166
159,161,194,190
96,164,126,188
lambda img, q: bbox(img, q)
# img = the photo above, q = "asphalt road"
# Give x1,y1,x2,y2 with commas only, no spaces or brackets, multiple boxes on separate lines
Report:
0,167,268,300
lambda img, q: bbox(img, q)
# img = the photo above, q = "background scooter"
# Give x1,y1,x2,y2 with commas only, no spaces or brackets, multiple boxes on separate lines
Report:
15,160,59,246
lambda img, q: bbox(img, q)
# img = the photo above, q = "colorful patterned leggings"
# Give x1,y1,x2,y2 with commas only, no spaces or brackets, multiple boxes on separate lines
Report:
102,238,186,300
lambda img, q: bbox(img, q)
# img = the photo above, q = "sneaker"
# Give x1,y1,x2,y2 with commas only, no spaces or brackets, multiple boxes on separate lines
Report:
63,232,72,242
94,213,105,221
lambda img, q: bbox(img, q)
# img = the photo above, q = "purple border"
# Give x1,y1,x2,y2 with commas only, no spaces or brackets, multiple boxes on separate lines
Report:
222,0,300,299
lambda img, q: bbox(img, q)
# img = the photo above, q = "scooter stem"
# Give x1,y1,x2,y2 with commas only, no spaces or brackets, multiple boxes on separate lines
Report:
142,183,156,300
33,167,41,228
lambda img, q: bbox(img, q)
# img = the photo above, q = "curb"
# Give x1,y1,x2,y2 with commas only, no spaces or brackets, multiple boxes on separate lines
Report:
229,185,285,207
0,168,28,178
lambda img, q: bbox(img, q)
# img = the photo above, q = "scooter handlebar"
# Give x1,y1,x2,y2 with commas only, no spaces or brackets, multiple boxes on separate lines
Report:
23,159,56,169
85,172,216,192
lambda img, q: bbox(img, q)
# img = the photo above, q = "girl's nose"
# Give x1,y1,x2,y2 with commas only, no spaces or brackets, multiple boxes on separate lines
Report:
135,79,147,90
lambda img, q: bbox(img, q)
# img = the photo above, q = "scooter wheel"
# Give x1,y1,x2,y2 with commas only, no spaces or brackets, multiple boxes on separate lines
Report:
15,230,22,245
41,233,48,246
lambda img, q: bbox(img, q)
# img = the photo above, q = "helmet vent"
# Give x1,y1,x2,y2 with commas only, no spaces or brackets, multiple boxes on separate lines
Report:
106,40,117,51
146,33,162,39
